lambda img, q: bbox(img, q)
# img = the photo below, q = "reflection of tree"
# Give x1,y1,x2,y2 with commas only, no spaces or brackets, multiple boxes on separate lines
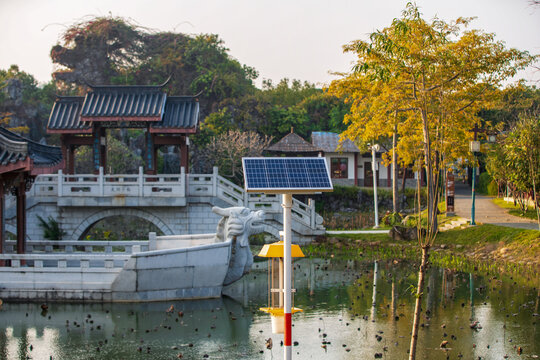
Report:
16,326,29,360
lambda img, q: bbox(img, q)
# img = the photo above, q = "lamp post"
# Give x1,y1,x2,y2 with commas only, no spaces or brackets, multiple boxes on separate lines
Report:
371,144,380,228
468,124,496,226
469,140,480,225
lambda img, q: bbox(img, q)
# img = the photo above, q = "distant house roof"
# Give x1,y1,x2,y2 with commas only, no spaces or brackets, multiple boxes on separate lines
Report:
47,83,199,134
311,131,360,153
265,130,322,155
0,127,63,174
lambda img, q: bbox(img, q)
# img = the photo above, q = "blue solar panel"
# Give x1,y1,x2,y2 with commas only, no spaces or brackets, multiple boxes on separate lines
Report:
243,157,333,193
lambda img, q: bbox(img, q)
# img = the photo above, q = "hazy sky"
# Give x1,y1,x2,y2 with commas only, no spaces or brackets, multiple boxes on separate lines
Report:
1,0,539,88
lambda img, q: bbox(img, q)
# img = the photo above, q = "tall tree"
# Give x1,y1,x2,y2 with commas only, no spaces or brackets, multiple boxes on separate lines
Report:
328,4,533,359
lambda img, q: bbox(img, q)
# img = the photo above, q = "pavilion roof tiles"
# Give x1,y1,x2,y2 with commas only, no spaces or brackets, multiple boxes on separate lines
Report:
0,127,63,174
81,85,167,121
47,83,200,134
48,97,92,133
150,96,199,133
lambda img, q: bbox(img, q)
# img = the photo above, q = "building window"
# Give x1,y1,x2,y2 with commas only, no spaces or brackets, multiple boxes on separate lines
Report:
331,158,348,178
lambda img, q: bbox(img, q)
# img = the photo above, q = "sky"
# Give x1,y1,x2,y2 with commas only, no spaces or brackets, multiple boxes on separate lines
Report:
0,0,539,88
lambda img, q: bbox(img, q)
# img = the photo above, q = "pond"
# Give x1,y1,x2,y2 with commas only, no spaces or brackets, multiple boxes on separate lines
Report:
0,258,538,359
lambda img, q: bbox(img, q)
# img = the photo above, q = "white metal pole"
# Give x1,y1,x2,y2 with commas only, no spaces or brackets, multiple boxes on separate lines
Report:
372,147,379,228
282,193,293,360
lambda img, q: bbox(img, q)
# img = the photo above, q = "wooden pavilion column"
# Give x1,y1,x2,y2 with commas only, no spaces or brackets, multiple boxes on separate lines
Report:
68,145,75,174
180,135,189,174
92,127,107,174
145,131,156,175
16,179,26,254
60,135,69,174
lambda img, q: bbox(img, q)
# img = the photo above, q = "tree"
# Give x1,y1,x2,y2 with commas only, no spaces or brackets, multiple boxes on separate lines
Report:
328,4,533,359
0,65,57,140
502,115,540,227
51,17,143,91
199,130,273,184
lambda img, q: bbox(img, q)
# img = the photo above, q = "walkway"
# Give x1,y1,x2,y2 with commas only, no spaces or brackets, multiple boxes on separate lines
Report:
454,183,539,230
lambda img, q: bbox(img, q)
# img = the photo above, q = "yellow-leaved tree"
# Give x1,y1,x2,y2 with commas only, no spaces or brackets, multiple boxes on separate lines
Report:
328,4,534,359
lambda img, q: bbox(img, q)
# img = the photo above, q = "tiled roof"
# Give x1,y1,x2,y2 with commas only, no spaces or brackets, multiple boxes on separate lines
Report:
311,131,360,153
47,96,91,133
0,127,63,167
47,85,199,134
0,132,27,166
266,132,321,154
81,85,167,120
151,96,199,133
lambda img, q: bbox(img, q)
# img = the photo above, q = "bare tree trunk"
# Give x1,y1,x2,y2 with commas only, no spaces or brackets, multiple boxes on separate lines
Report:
392,125,399,213
408,246,430,360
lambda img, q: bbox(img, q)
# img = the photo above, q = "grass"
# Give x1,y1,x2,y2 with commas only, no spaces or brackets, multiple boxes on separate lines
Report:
492,198,539,221
298,224,540,287
437,223,539,246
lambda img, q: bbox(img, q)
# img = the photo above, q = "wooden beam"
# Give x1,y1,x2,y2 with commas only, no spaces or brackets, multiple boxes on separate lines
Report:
154,135,183,146
16,180,26,254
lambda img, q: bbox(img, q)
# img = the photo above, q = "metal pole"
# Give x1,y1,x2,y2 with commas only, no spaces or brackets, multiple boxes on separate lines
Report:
282,193,293,360
372,147,379,228
471,159,476,225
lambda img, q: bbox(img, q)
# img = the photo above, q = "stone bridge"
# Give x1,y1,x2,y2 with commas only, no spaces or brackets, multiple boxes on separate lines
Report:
5,167,324,243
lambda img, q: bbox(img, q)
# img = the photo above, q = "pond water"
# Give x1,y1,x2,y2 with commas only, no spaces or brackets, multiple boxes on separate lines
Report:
0,258,538,359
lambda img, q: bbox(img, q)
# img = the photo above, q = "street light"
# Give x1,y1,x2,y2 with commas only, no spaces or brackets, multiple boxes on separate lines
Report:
468,124,497,226
370,144,380,228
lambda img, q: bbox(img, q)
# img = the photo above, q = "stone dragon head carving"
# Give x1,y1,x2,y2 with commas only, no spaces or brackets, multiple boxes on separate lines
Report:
212,206,265,246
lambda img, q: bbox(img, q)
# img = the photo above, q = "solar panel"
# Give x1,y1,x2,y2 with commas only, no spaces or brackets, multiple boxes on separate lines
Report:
243,157,333,193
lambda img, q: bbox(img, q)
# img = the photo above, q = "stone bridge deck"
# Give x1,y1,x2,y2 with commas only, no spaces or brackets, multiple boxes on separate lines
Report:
6,167,324,242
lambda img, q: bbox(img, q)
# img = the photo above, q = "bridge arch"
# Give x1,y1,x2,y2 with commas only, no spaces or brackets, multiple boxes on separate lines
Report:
72,208,174,240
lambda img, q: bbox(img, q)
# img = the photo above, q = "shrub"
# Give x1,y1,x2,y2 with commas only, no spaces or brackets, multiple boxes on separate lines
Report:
382,212,403,226
477,172,496,195
37,215,65,240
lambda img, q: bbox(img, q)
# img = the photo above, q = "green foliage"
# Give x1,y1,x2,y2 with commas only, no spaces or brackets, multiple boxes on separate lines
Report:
37,215,65,240
382,212,403,226
487,114,540,219
0,65,57,140
75,132,143,173
477,172,498,196
84,216,164,240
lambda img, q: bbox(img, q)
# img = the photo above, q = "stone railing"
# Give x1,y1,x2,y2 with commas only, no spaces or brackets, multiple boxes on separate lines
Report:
0,253,131,269
29,167,186,198
28,167,323,231
4,240,149,254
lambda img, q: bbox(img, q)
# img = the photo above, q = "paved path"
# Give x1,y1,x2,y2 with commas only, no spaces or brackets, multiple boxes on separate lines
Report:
454,183,539,230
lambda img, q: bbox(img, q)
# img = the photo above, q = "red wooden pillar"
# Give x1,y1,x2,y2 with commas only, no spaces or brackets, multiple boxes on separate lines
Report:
61,135,69,173
180,136,189,173
387,164,391,187
99,127,107,173
16,180,26,254
68,145,75,174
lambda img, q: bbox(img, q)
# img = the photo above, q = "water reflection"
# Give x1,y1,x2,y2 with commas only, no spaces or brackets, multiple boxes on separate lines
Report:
0,259,538,359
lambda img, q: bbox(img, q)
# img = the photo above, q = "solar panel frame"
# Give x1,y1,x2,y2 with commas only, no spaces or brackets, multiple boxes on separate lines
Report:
242,157,333,194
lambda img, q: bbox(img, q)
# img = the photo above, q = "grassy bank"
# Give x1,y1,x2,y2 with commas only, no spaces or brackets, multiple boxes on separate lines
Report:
493,198,539,221
301,224,540,286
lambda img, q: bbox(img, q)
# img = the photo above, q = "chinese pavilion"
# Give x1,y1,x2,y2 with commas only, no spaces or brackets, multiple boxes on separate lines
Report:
0,127,63,256
47,81,200,174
